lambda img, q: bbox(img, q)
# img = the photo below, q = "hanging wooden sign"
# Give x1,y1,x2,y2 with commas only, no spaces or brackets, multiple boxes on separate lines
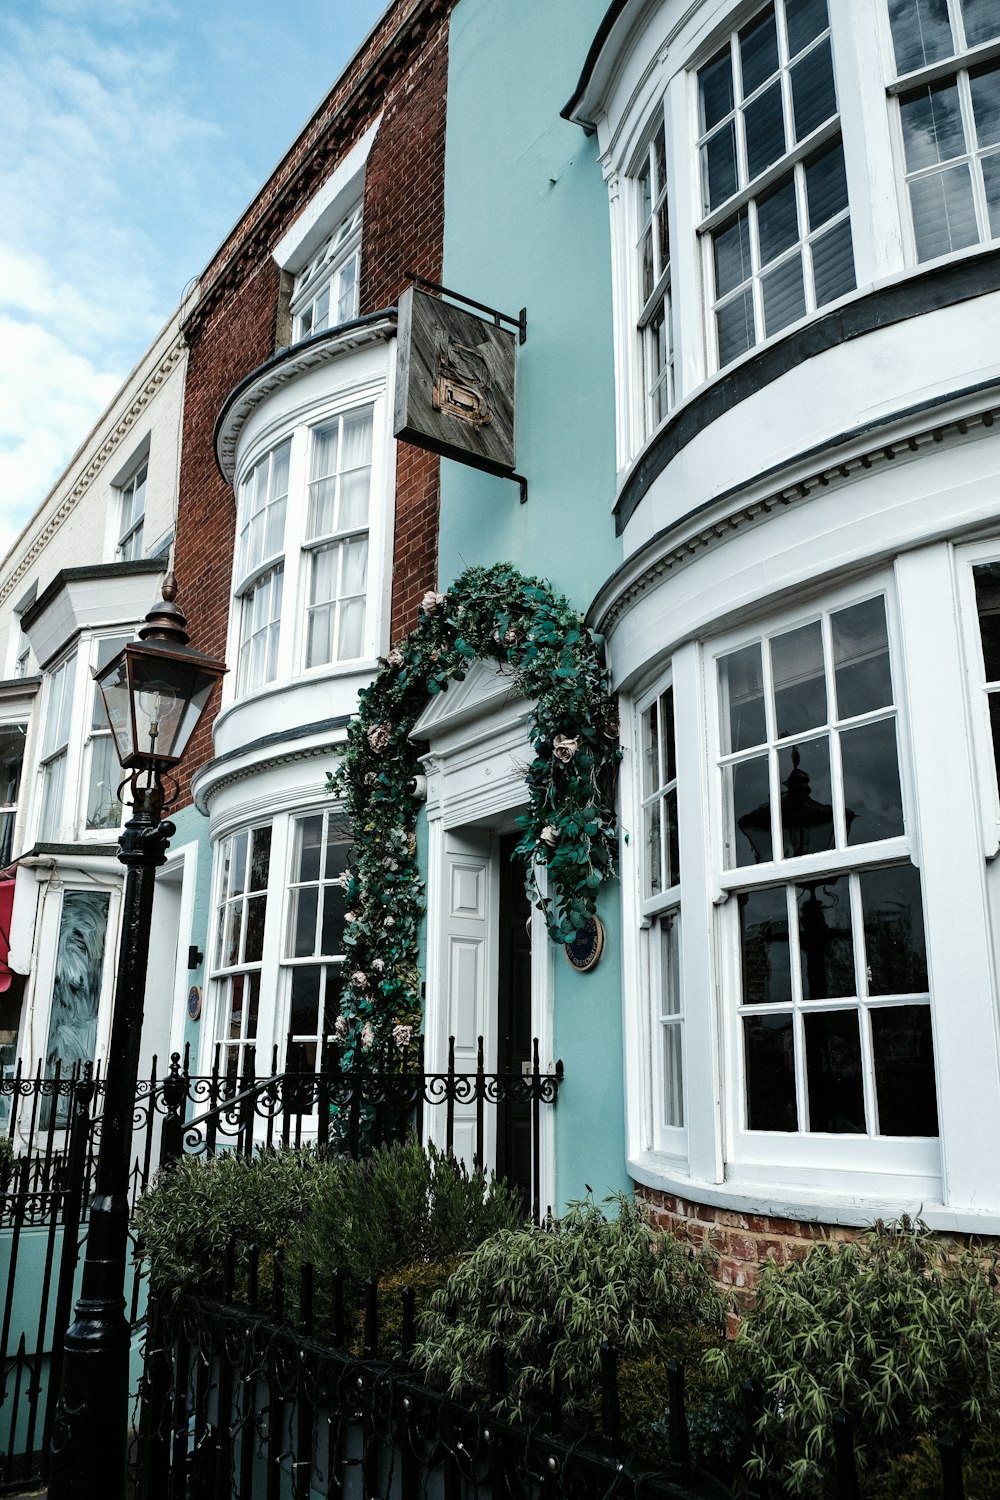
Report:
394,285,517,476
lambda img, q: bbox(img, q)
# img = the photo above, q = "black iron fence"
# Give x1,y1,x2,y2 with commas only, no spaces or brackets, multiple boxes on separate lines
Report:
137,1276,733,1500
0,1040,562,1493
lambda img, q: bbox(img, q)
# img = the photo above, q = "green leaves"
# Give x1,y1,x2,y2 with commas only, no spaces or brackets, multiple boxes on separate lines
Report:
329,563,621,1057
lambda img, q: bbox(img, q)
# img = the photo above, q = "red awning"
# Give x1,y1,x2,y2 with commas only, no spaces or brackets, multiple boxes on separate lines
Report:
0,867,16,994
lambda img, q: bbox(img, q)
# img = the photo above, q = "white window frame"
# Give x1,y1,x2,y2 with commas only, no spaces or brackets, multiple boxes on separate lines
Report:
885,1,1000,265
115,457,148,561
36,650,77,844
695,0,856,370
302,406,375,670
635,672,686,1157
0,722,26,867
282,809,353,1077
209,822,274,1086
290,202,362,342
631,119,675,440
233,440,290,697
82,634,131,834
707,576,939,1181
956,537,1000,857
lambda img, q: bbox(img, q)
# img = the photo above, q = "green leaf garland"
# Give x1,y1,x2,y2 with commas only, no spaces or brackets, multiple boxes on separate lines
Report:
327,563,621,1061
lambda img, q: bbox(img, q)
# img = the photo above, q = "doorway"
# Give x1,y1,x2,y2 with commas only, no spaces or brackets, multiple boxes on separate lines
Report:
495,831,532,1201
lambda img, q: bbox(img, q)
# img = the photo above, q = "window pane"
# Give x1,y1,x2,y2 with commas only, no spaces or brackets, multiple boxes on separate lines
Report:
860,864,928,995
791,38,836,141
321,883,347,957
721,642,766,751
732,755,773,865
744,1014,797,1128
871,1006,938,1135
804,1009,865,1132
805,139,848,228
762,253,806,333
771,621,826,736
643,702,661,797
293,886,319,958
888,0,953,73
307,605,333,669
785,0,828,57
325,828,351,881
662,1026,684,1128
780,739,834,858
714,210,752,296
244,892,267,963
340,468,371,531
745,81,787,179
250,826,271,891
909,164,979,259
740,7,779,97
757,172,799,264
900,81,967,171
982,154,1000,237
831,597,892,716
296,815,324,882
225,903,242,968
961,0,1000,47
974,563,1000,679
841,719,904,844
665,787,680,888
797,876,855,999
646,798,662,893
811,218,856,304
700,48,734,130
988,694,1000,790
230,830,249,896
247,973,260,1038
290,966,321,1035
85,736,121,829
338,599,365,661
740,886,792,1003
971,63,1000,148
39,752,66,842
717,288,756,364
705,120,739,208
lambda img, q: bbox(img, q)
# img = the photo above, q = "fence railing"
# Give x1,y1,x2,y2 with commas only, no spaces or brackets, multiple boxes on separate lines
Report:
137,1278,733,1500
0,1040,562,1494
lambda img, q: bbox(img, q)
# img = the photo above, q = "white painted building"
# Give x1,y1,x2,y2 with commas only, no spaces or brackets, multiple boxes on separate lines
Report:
567,0,1000,1238
0,306,195,1105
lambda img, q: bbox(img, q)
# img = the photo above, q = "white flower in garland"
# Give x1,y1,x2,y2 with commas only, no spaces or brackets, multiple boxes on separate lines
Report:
334,871,352,891
351,970,368,988
386,647,405,667
384,915,395,928
421,590,446,613
367,723,392,754
361,1022,376,1050
371,958,385,972
540,825,559,847
393,1023,413,1050
553,733,580,763
333,1015,349,1040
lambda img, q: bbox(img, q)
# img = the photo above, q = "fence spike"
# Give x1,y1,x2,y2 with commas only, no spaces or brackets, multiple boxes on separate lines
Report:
667,1362,691,1477
938,1431,965,1500
832,1410,861,1500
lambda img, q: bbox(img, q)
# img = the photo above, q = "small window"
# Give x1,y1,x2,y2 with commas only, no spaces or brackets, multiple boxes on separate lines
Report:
698,0,855,366
291,203,362,342
284,811,353,1073
212,825,272,1087
116,460,147,561
972,561,1000,788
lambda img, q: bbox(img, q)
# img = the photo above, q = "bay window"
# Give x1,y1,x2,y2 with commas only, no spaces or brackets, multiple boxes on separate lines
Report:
284,811,352,1073
697,0,855,366
716,591,937,1143
889,0,1000,261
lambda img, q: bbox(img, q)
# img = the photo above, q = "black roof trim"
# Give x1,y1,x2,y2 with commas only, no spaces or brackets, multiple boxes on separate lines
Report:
561,0,629,128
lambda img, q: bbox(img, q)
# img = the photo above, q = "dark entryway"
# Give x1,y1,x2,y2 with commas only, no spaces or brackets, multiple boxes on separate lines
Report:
496,830,532,1203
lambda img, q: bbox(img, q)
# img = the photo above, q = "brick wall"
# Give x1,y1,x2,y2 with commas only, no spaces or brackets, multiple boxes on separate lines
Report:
171,0,453,806
636,1184,858,1322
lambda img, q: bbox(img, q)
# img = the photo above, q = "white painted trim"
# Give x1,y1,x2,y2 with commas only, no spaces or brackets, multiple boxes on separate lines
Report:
272,117,382,273
163,841,200,1061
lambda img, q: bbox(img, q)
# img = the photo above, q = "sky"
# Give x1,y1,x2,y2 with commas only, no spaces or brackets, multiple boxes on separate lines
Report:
0,0,388,563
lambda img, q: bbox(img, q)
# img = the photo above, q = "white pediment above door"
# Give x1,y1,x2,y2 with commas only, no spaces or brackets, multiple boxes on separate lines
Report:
410,659,529,748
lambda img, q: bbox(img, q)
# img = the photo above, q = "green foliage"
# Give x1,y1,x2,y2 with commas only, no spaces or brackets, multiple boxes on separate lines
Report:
705,1217,1000,1496
413,1195,726,1424
134,1148,319,1300
286,1137,525,1290
327,562,620,1059
0,1133,14,1186
870,1427,1000,1499
349,1255,464,1357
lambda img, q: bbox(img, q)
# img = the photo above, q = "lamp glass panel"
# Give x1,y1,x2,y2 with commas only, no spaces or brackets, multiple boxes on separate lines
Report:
125,651,218,763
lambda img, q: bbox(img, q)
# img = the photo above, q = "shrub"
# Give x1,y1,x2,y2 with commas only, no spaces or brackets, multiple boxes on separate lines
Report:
413,1195,726,1424
870,1427,1000,1499
135,1148,319,1299
0,1134,14,1186
705,1217,1000,1496
287,1137,525,1289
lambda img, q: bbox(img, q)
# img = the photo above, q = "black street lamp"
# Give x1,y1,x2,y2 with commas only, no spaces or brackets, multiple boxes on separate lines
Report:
47,575,225,1500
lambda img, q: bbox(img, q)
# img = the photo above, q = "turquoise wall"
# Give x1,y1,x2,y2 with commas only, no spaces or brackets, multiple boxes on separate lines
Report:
443,0,629,1205
440,0,621,608
167,802,214,1061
